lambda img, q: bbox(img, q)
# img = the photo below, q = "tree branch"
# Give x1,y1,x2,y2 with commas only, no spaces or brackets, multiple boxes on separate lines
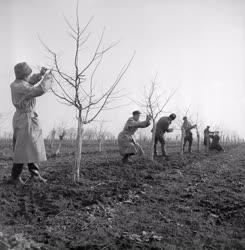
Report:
85,52,135,123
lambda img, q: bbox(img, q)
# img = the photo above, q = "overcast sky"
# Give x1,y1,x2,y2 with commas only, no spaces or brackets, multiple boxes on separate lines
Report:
0,0,245,138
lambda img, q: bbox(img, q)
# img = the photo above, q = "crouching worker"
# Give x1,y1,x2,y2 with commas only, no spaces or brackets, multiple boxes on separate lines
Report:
209,132,224,152
154,113,176,158
118,111,151,164
10,62,53,185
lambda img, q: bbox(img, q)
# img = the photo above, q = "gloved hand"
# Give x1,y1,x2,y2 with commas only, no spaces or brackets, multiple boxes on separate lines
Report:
40,71,53,92
40,67,48,76
146,114,151,121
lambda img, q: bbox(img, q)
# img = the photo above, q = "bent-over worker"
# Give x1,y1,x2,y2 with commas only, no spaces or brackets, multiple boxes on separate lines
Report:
154,113,176,158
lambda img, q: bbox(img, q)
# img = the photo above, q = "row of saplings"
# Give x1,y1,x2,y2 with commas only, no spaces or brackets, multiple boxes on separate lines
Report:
46,117,223,163
117,111,224,164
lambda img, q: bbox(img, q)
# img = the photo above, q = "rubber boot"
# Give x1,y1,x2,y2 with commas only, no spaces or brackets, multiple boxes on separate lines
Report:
10,164,24,185
161,145,168,157
122,154,129,164
28,163,47,183
161,146,169,161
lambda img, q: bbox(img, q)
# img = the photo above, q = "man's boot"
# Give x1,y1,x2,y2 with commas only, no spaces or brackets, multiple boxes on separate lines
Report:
10,164,24,185
159,144,169,161
122,153,135,164
28,163,47,183
161,145,169,157
122,154,129,164
9,176,24,185
33,171,47,183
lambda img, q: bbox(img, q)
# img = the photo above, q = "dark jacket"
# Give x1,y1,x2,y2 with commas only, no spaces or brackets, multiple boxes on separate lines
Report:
155,117,172,137
210,134,223,151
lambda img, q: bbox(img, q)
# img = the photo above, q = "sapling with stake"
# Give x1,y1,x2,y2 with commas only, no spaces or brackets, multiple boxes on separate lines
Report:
39,2,134,181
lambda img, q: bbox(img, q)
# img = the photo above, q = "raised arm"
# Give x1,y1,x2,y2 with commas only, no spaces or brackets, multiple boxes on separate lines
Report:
28,67,48,85
166,128,174,133
24,73,52,100
190,124,197,130
127,118,151,129
13,73,53,109
128,120,150,128
28,73,43,85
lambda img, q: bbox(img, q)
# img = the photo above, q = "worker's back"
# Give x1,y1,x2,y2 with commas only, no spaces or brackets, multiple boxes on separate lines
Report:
155,117,171,136
211,135,220,144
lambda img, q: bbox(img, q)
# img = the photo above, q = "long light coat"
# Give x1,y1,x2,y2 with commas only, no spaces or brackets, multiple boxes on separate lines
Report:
118,117,150,156
10,75,47,163
181,121,195,137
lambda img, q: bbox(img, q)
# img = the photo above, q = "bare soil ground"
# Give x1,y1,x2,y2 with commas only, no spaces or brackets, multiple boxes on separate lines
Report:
0,141,244,249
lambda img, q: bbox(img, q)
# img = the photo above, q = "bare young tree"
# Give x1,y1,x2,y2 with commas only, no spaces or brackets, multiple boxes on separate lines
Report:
2,131,12,148
136,76,176,161
48,128,56,149
83,128,96,141
66,127,77,141
40,3,134,181
54,125,67,156
137,130,151,144
94,121,106,152
0,113,10,138
103,131,116,141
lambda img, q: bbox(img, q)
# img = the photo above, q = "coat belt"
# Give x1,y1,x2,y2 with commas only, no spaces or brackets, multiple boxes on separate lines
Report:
15,110,37,117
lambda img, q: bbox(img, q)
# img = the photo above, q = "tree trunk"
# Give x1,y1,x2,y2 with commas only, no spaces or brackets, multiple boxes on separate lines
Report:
181,128,184,155
196,127,200,152
50,136,55,149
50,131,56,149
99,139,102,152
74,110,83,182
150,120,156,161
55,140,62,156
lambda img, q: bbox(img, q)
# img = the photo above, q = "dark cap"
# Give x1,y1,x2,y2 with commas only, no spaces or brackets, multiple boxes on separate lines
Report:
132,110,141,116
14,62,32,80
183,116,187,120
169,113,176,120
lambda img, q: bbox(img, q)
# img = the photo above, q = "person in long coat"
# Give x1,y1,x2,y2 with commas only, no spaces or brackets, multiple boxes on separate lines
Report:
181,116,197,153
10,62,53,184
203,126,214,146
118,111,151,163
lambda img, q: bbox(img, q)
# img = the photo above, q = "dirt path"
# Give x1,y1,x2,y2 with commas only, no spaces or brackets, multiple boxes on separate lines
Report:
0,144,244,249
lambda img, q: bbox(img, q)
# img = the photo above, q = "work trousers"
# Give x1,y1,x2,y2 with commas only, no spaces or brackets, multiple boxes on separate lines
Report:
183,134,193,153
154,134,167,156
